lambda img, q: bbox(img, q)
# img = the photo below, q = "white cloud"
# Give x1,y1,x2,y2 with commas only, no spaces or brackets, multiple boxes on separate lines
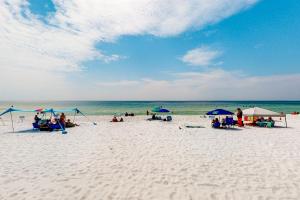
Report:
0,0,259,72
181,47,221,66
0,67,73,101
96,80,139,87
0,0,261,100
3,67,300,100
91,70,300,100
53,0,259,37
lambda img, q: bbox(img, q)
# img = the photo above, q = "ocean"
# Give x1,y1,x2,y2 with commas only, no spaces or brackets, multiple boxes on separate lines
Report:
0,101,300,115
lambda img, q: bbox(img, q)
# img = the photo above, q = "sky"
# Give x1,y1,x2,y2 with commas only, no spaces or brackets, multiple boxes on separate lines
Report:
0,0,300,101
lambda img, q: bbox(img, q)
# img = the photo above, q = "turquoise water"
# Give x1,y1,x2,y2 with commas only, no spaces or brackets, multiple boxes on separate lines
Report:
0,101,300,115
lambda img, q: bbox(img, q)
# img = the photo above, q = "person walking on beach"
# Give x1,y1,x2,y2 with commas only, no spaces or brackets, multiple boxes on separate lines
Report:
146,110,149,115
236,108,244,127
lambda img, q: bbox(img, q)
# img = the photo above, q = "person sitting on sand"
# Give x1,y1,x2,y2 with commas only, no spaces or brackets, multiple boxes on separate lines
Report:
267,117,274,123
211,118,216,125
125,112,129,117
119,117,124,122
221,118,226,127
50,116,57,124
212,118,220,128
60,113,66,126
65,119,79,128
111,116,118,122
152,114,156,120
34,113,41,123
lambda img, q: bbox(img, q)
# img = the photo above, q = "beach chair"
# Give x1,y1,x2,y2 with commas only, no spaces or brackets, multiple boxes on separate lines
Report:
49,123,65,131
266,121,275,128
225,117,234,128
256,121,266,127
212,121,221,128
32,122,40,129
165,116,172,121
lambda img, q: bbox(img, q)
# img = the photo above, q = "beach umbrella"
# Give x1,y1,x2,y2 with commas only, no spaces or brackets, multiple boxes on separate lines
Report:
242,107,287,128
242,107,281,117
158,108,170,113
113,113,123,117
151,106,170,113
151,106,161,112
0,107,96,133
206,109,234,115
35,108,44,112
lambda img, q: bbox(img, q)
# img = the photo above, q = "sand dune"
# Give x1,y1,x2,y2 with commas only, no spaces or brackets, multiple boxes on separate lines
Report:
0,115,300,200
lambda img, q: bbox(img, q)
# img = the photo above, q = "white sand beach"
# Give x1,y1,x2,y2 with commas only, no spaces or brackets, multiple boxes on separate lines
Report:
0,115,300,200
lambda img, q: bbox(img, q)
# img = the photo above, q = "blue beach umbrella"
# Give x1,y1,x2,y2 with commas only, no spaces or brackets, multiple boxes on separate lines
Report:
158,108,170,113
151,106,170,113
206,109,233,116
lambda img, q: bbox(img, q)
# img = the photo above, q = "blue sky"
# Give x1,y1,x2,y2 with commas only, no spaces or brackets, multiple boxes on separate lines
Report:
1,0,300,100
92,0,300,77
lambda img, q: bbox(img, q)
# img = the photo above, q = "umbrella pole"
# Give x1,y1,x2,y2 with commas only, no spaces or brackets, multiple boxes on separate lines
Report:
285,116,287,128
73,111,76,123
10,111,14,132
79,110,96,125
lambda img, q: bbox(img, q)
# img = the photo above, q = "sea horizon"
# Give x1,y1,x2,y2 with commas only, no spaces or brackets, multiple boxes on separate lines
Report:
1,100,300,115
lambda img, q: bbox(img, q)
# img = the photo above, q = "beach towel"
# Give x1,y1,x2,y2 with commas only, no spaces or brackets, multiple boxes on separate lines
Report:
185,125,205,128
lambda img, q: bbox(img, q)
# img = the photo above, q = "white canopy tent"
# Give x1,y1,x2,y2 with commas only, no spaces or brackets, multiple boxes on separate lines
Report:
242,107,287,127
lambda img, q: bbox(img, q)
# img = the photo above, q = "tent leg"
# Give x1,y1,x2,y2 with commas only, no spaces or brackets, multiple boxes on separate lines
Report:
58,121,67,134
285,116,288,128
52,111,67,134
78,110,96,125
10,111,14,132
73,111,76,123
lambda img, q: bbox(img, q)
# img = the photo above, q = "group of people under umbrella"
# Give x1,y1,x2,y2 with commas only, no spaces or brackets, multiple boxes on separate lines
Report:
77,104,173,123
0,107,95,134
208,108,243,128
208,107,287,128
110,106,173,122
33,112,79,131
147,106,172,121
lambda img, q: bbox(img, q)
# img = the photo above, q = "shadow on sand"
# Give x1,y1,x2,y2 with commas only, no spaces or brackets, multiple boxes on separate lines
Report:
3,129,49,134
